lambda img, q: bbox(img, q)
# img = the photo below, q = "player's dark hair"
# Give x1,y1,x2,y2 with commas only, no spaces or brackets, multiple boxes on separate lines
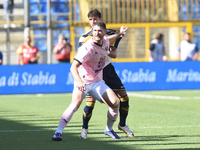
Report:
156,33,163,40
87,9,101,19
93,21,106,31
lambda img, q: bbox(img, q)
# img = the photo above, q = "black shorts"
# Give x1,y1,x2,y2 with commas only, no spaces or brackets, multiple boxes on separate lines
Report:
103,63,125,91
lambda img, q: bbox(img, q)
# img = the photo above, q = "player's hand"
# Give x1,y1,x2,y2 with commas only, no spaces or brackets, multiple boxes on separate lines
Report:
119,26,128,35
77,82,91,91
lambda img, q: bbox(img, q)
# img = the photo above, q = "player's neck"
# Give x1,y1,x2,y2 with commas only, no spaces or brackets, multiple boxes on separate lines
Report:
93,38,103,46
94,42,102,47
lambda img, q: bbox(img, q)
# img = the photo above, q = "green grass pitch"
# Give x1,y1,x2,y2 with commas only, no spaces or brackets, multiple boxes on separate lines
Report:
0,90,200,150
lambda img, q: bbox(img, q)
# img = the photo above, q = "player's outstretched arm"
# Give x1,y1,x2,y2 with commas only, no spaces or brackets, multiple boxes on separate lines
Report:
107,26,128,43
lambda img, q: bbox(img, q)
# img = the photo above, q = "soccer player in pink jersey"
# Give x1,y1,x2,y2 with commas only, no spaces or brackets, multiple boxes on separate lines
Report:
79,9,133,139
52,21,121,141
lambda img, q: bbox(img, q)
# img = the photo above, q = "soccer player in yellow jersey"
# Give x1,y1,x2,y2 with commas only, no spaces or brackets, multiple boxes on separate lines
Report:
78,9,134,139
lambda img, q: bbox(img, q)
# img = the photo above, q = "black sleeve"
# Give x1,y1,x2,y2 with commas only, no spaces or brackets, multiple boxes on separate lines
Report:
149,43,155,51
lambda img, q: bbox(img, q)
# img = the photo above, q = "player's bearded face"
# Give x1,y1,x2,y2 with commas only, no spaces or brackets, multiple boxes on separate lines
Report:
88,17,101,27
93,25,105,43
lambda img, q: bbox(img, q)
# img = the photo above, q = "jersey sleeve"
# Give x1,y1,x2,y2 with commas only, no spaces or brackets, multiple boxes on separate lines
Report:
78,29,93,48
74,44,92,64
107,29,124,48
78,35,93,48
78,36,84,48
110,36,122,48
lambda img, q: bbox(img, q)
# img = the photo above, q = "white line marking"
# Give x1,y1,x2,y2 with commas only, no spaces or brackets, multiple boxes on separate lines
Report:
128,93,200,100
128,93,181,100
141,125,200,129
194,97,200,99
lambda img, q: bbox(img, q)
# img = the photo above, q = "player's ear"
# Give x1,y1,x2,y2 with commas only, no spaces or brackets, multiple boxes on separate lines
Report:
100,18,102,21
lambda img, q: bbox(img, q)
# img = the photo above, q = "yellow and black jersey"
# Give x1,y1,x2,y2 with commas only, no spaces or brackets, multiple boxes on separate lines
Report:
78,28,124,48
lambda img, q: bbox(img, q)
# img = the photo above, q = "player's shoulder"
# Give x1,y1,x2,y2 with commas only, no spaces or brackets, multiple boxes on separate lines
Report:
103,37,110,49
81,38,94,47
79,29,93,43
81,29,93,38
103,36,109,43
106,29,119,35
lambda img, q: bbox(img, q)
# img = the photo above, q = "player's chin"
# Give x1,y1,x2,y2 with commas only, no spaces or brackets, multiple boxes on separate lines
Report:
95,36,101,40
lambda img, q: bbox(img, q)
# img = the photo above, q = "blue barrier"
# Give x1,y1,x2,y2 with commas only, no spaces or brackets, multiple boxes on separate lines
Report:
0,64,74,94
0,61,200,95
113,61,200,91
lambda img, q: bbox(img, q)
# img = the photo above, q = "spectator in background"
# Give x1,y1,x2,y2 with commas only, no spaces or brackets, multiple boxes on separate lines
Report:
3,0,16,28
0,51,3,65
16,37,39,65
53,34,72,63
148,33,167,62
178,33,199,61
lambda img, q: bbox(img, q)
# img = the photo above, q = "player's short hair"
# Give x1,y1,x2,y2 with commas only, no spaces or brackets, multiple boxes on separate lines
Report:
93,21,106,31
87,9,101,19
156,33,163,40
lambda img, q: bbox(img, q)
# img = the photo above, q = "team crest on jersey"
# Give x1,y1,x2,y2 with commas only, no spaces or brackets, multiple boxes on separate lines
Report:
105,46,108,51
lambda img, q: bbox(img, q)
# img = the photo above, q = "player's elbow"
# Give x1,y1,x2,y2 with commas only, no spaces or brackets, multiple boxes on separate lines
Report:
112,54,117,58
109,47,117,58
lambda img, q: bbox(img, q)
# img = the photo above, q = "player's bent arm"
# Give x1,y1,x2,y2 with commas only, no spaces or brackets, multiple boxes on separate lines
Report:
107,26,128,43
70,60,88,91
108,46,117,58
70,60,82,83
107,33,122,43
